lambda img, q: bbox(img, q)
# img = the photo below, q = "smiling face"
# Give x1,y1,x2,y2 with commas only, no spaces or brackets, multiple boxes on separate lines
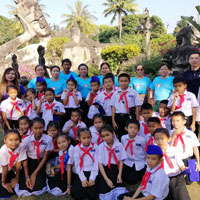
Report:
7,88,18,100
35,66,45,77
79,65,88,77
19,119,29,132
189,53,200,68
159,65,170,77
136,65,144,77
5,70,16,83
4,133,20,151
51,67,60,79
171,115,186,129
67,81,76,92
57,136,70,151
101,64,110,76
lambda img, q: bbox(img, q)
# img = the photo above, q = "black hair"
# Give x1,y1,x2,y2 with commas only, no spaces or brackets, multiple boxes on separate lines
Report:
99,124,114,135
50,65,60,72
159,63,171,70
189,51,200,58
6,85,18,93
93,114,106,123
147,117,161,125
103,73,114,83
47,121,59,131
67,79,77,87
125,119,140,130
31,117,45,127
159,100,169,105
118,73,130,82
77,128,91,138
36,80,47,88
56,132,71,151
35,65,45,72
18,116,30,126
78,63,89,77
71,109,82,116
44,88,55,95
141,103,153,111
153,127,170,138
62,58,72,66
4,129,20,140
26,88,36,95
173,76,186,84
135,64,144,71
100,62,111,70
171,111,186,120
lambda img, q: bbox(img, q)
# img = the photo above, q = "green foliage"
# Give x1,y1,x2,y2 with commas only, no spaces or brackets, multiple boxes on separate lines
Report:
46,36,70,59
88,65,101,77
101,44,140,71
98,26,119,43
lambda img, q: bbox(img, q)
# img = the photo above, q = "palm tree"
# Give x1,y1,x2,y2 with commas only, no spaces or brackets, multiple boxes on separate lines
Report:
103,0,138,39
61,1,97,35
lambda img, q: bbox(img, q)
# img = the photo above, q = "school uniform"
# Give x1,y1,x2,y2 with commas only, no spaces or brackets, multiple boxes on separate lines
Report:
21,129,33,143
25,100,39,120
62,120,87,144
47,145,74,196
15,134,54,197
162,145,190,200
72,142,98,200
155,112,171,132
145,133,155,152
98,140,128,200
138,120,150,140
121,134,146,184
0,144,27,198
40,99,65,130
111,87,141,138
89,126,103,145
1,97,26,130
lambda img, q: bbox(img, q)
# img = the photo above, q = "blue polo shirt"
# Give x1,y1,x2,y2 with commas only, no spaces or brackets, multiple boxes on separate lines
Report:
46,78,67,95
150,76,174,101
59,71,78,81
130,76,151,94
98,74,119,87
76,77,91,98
28,77,50,91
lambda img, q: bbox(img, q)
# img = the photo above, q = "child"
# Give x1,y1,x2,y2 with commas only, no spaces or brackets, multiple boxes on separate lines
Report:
118,145,169,200
138,103,154,139
37,88,65,130
36,77,47,102
98,125,128,199
18,116,33,141
121,120,146,184
1,85,26,131
168,76,199,131
0,130,27,199
15,117,54,197
86,76,101,126
62,109,87,144
89,114,106,145
154,128,190,200
47,133,74,196
97,73,116,126
25,88,38,120
72,128,98,200
156,100,171,132
61,75,82,122
145,117,161,151
111,73,141,139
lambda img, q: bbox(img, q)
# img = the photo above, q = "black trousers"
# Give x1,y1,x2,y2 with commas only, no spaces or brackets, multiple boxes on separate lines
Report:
118,191,144,200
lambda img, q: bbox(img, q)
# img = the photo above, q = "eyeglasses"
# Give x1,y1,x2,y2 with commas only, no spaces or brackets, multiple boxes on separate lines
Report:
136,69,144,71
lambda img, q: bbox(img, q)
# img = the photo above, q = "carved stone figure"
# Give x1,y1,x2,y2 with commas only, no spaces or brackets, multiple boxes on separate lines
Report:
37,45,45,66
11,54,20,79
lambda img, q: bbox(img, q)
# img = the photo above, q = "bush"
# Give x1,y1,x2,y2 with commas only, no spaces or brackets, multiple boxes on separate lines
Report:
88,65,101,77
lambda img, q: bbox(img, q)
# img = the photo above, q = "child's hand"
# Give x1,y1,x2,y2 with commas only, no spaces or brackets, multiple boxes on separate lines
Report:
106,178,114,189
190,123,195,132
117,175,122,184
148,97,155,105
72,89,77,95
2,182,13,193
81,180,88,187
64,89,68,95
112,120,118,130
174,92,179,99
66,187,71,195
40,98,45,104
88,179,95,186
10,177,18,188
26,177,33,190
180,166,187,172
70,121,75,128
18,129,24,136
30,174,36,189
90,90,95,95
51,109,57,115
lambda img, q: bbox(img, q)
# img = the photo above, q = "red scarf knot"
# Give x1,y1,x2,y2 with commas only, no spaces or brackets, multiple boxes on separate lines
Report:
25,103,32,116
66,92,73,106
125,139,135,156
33,141,42,161
161,153,174,169
8,151,19,169
96,132,102,145
38,92,44,100
173,132,185,152
104,92,113,100
45,103,55,110
106,146,119,169
175,94,185,110
142,123,149,135
10,101,22,120
118,91,129,112
72,126,79,143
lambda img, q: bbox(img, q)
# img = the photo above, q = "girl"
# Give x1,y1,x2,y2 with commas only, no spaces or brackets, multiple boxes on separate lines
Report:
15,117,54,197
47,133,74,196
0,130,27,199
72,128,98,200
1,85,26,131
25,88,38,120
36,77,47,102
89,114,106,145
98,125,128,200
154,128,190,200
18,116,33,141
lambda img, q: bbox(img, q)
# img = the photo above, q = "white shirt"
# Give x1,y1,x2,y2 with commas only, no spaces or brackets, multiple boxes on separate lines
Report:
73,142,98,182
62,120,87,141
196,87,200,121
61,90,82,108
168,90,199,116
170,127,200,159
0,144,27,173
142,164,169,200
155,112,171,132
121,134,146,170
25,100,39,120
89,126,103,145
138,121,149,140
23,134,54,159
58,145,74,165
110,87,141,114
40,99,65,130
1,97,26,120
98,140,127,166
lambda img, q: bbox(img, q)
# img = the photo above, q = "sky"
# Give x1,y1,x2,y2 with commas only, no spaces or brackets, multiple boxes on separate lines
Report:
1,0,200,33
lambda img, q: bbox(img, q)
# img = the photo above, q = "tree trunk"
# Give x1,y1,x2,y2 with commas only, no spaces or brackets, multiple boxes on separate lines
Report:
118,10,122,39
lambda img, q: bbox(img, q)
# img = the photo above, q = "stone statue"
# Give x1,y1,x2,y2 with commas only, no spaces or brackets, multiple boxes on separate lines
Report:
37,45,45,66
11,54,20,79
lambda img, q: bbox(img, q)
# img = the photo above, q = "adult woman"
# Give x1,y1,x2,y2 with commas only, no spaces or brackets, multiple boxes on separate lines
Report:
98,62,119,87
28,65,49,90
130,64,151,103
46,66,66,100
0,68,25,102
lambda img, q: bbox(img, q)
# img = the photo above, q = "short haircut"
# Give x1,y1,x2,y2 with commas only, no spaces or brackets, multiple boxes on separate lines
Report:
26,88,36,95
153,127,170,138
62,58,72,66
35,65,45,72
71,108,82,116
147,117,161,125
103,73,114,83
36,80,47,88
173,76,186,84
159,100,168,105
4,129,20,140
93,114,106,123
159,63,170,69
47,121,59,131
6,85,18,93
189,51,200,58
31,117,45,127
50,65,60,72
77,127,91,138
141,103,153,111
44,88,55,95
18,116,30,125
125,119,140,130
100,62,110,70
57,132,71,142
135,64,144,70
118,73,130,82
99,124,114,134
67,79,77,87
171,111,186,120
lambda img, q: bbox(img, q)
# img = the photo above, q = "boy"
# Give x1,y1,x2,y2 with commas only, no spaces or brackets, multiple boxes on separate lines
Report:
118,145,169,200
168,76,199,132
111,73,141,139
138,103,154,139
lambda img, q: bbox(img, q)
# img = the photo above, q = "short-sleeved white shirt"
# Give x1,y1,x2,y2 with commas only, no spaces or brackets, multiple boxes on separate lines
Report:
25,100,39,120
89,126,103,145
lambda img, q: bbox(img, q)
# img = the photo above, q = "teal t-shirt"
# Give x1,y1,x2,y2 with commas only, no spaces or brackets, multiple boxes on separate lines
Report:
46,78,67,95
28,77,50,91
76,77,91,98
98,74,119,87
59,71,78,81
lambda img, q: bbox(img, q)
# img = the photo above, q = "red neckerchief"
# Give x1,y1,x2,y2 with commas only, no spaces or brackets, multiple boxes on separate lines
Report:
125,139,135,156
118,91,129,112
142,123,149,135
72,126,79,143
10,101,22,120
38,92,44,100
90,93,97,106
104,92,114,100
174,132,185,152
53,140,58,150
145,136,154,152
66,92,73,106
141,166,162,190
161,153,174,169
175,94,185,110
33,141,42,161
45,103,55,110
78,143,95,170
8,151,19,169
60,152,66,181
106,146,119,169
95,132,102,145
25,103,32,116
21,135,29,140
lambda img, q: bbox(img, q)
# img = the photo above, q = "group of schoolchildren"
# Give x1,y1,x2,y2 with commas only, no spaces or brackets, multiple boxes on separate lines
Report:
0,68,199,200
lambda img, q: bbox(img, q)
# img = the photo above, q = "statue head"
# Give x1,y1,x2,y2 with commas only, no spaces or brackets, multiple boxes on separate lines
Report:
70,22,81,43
176,26,192,46
12,54,17,62
37,45,45,57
